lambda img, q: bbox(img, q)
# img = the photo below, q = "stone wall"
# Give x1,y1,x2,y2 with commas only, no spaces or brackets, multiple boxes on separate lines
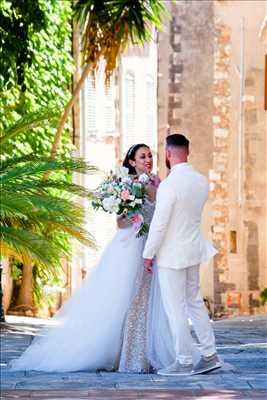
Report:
243,66,266,313
157,0,267,315
214,0,267,315
158,0,216,306
210,20,233,315
158,0,214,176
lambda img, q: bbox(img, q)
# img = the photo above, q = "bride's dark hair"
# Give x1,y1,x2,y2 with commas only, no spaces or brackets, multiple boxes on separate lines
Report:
123,143,149,175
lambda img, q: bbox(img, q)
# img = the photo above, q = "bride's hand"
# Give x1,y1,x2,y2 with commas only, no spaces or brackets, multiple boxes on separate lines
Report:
144,258,153,273
145,174,160,202
117,215,131,229
145,183,157,202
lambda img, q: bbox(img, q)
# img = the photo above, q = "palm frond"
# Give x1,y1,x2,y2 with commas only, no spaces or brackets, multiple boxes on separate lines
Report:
0,108,61,146
1,157,98,270
1,157,98,184
35,215,96,248
0,192,33,221
1,190,96,248
0,227,63,268
4,179,94,200
73,0,169,83
0,106,99,279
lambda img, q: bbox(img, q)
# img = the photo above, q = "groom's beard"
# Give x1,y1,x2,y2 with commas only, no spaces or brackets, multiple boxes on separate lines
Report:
165,157,171,170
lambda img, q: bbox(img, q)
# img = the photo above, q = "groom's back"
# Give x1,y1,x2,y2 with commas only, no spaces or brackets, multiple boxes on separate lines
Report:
175,167,208,214
167,164,209,240
144,162,217,269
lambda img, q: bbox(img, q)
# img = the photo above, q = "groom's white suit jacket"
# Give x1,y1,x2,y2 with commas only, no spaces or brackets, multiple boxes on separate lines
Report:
143,163,217,269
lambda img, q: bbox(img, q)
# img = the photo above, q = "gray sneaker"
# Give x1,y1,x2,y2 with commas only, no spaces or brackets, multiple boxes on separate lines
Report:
157,360,192,376
191,353,221,375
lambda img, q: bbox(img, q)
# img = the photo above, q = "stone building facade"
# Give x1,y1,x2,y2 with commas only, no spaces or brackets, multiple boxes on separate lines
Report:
71,0,266,317
4,1,266,319
157,0,267,316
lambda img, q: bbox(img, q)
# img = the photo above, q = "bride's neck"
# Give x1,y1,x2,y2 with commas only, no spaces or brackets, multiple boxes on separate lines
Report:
135,170,150,177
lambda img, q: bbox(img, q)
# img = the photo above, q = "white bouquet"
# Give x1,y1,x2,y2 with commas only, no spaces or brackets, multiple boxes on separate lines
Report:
92,167,149,237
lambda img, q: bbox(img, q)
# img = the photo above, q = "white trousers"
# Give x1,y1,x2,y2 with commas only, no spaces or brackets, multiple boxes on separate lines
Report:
158,264,216,365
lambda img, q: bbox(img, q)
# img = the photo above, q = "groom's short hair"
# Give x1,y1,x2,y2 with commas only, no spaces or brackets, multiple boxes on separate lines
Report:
166,134,190,149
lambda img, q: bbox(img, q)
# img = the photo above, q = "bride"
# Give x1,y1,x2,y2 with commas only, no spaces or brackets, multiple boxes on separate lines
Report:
10,143,175,373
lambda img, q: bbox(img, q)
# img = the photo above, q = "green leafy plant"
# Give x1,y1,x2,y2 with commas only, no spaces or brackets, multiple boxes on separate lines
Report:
0,0,46,90
10,262,22,281
0,0,74,159
0,1,75,319
259,288,267,306
0,110,97,316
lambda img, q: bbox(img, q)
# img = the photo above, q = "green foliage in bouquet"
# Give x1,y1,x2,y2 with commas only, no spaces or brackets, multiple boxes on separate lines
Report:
131,182,145,199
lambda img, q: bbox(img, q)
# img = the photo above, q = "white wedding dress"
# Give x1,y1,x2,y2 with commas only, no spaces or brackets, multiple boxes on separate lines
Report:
10,200,175,373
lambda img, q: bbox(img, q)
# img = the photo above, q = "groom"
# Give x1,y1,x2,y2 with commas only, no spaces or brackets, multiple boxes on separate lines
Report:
143,133,221,376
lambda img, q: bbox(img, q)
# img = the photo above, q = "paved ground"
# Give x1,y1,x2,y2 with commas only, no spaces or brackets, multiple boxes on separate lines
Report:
0,315,266,399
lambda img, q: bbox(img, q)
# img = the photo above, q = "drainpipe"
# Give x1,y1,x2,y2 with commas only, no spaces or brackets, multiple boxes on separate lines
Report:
0,261,5,322
236,17,245,206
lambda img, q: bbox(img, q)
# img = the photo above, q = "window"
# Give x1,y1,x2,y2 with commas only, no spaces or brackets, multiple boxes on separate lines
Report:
87,77,97,134
104,81,116,134
146,75,155,148
265,54,267,111
123,72,135,155
230,230,237,254
84,75,116,136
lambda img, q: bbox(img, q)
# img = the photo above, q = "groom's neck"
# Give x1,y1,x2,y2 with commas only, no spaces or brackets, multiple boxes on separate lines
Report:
170,157,188,168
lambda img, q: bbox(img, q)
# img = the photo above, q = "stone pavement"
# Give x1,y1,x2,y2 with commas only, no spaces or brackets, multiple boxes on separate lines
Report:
0,315,266,399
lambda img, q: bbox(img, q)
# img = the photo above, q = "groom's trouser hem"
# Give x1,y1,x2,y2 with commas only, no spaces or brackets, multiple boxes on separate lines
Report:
158,266,193,364
176,356,193,365
185,265,216,357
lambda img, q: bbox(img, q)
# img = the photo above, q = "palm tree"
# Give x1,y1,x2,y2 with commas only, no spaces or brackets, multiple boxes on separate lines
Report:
0,112,97,318
50,0,168,159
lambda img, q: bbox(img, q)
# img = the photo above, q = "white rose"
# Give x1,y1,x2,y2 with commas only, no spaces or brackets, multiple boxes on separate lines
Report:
102,197,113,212
111,203,120,213
103,196,121,213
121,176,132,185
115,166,129,179
135,199,143,204
138,173,150,184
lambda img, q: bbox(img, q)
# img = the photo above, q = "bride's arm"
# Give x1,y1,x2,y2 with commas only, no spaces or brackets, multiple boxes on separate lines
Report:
145,174,161,202
145,184,157,202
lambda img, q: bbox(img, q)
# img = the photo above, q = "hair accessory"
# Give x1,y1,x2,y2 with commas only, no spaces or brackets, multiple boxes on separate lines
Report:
127,144,138,158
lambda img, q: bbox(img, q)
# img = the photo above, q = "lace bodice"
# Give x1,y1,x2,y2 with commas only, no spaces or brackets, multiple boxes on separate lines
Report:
118,200,155,373
143,199,155,226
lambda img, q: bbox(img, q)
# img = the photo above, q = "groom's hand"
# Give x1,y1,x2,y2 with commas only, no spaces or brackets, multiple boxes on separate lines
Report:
144,258,153,273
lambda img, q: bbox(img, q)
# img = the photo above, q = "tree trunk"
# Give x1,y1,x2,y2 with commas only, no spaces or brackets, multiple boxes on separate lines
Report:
16,255,34,313
52,63,91,158
0,261,5,322
72,20,82,150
